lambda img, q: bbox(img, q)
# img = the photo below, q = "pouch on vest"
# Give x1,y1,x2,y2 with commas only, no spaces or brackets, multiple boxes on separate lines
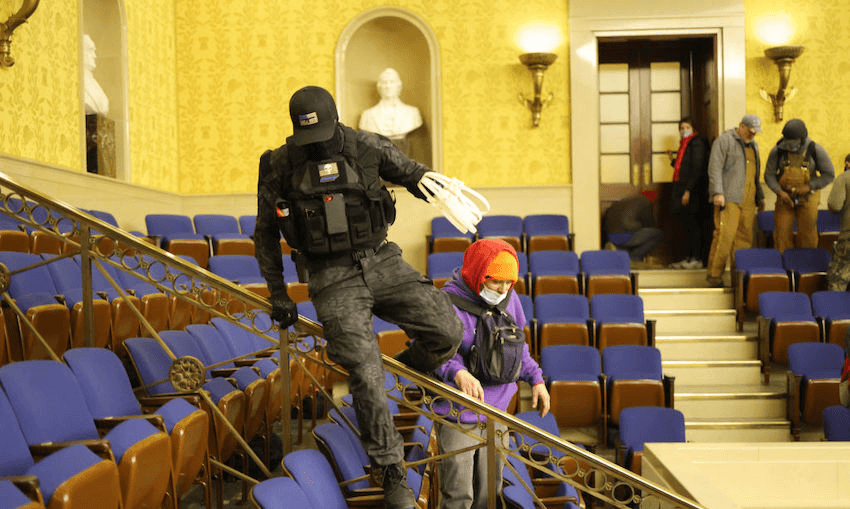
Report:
448,292,525,385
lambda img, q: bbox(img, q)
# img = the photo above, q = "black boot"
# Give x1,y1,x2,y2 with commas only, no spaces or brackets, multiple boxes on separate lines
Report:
372,463,414,509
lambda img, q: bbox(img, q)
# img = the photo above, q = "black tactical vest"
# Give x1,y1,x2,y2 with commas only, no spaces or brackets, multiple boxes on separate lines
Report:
272,127,396,256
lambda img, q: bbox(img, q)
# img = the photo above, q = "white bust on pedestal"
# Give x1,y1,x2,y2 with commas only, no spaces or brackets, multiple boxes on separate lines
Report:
359,68,422,140
83,34,109,116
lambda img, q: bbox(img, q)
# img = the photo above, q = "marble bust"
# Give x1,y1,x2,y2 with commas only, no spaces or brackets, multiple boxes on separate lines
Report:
83,34,109,116
359,68,422,140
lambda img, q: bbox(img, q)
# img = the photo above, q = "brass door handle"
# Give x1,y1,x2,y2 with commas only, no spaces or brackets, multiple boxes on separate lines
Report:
643,162,651,185
632,164,640,185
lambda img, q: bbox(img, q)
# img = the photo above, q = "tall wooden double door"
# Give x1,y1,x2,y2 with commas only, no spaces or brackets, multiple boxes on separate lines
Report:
598,37,717,264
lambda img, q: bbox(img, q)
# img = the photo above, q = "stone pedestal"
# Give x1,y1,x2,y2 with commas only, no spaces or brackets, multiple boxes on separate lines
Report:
86,114,116,177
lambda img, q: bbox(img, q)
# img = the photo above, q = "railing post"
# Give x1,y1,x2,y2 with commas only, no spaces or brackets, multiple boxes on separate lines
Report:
281,327,292,456
485,417,498,508
79,225,95,348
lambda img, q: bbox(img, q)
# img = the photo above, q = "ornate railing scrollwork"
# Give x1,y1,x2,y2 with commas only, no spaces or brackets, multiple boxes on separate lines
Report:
0,171,704,508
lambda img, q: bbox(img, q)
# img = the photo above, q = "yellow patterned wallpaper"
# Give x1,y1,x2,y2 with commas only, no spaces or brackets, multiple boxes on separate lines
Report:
174,0,570,194
0,0,79,170
746,0,850,174
8,2,849,198
125,0,179,192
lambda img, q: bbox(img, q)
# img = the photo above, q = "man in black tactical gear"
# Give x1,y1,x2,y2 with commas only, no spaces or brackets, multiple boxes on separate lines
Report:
254,85,463,509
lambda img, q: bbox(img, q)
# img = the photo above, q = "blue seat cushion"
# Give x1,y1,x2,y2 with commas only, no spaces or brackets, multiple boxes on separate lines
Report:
104,418,162,464
26,443,103,504
0,480,33,509
231,366,261,391
156,398,199,434
253,477,313,509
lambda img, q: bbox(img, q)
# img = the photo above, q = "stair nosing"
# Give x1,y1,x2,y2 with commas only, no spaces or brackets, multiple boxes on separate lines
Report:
676,391,786,400
685,418,790,429
663,360,762,368
646,309,736,316
655,334,756,342
639,287,733,295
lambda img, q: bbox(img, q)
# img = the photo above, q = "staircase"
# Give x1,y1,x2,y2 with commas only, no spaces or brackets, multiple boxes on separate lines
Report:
638,268,793,443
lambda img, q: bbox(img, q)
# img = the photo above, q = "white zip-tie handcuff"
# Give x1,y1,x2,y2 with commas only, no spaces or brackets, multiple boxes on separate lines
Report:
417,171,490,234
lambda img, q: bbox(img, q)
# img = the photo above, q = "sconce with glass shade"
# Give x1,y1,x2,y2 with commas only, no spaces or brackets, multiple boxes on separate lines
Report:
0,0,40,68
756,14,803,122
517,24,561,127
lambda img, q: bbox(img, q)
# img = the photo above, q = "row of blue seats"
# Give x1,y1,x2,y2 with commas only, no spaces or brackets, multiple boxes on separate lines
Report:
539,344,673,449
428,249,636,298
0,251,191,362
0,352,210,508
429,214,573,254
756,290,850,383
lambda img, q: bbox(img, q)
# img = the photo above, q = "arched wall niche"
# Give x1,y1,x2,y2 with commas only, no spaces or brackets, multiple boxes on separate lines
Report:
80,0,130,181
336,7,442,172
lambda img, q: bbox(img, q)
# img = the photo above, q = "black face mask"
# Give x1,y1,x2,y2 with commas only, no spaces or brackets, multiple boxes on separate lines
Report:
305,126,343,160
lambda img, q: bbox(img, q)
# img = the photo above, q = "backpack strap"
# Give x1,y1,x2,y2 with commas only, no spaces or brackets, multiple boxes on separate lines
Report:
447,290,513,316
447,292,487,317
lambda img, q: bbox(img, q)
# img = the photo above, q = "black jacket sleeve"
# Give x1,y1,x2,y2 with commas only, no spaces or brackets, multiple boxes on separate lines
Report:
254,149,286,296
681,136,709,192
356,130,430,200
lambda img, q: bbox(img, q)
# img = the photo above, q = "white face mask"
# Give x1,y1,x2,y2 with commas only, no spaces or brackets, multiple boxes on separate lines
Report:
479,286,507,306
680,128,693,138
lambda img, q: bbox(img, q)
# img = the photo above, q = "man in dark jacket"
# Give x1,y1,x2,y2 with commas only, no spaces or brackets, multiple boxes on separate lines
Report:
764,118,834,252
254,85,463,509
604,192,663,263
667,118,710,268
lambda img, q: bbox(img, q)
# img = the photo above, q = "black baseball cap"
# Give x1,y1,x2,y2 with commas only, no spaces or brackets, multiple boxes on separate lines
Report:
288,86,338,146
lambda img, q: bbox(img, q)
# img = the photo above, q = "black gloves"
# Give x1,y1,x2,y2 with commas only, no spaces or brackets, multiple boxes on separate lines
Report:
270,290,298,327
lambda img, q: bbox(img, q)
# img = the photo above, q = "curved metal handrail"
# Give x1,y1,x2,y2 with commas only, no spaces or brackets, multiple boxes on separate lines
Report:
0,171,704,508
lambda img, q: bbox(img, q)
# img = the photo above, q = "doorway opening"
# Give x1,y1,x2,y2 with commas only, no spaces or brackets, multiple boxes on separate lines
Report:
597,36,718,266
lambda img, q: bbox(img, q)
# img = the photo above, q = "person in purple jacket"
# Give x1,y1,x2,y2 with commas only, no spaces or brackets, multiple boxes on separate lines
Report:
435,238,550,509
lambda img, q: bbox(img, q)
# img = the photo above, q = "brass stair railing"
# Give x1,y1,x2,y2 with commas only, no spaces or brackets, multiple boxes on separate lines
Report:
0,171,704,508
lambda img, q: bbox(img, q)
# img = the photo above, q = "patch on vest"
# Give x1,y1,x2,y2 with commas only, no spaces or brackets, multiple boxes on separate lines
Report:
318,161,340,183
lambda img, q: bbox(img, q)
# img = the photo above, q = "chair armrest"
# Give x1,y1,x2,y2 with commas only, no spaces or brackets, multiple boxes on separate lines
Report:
349,487,384,496
211,368,238,377
30,440,115,463
787,371,802,438
614,439,626,467
137,392,202,408
816,317,826,344
0,475,42,503
95,414,167,434
646,319,656,347
530,477,562,497
663,375,676,408
539,495,580,509
345,493,386,507
757,315,772,384
587,318,596,348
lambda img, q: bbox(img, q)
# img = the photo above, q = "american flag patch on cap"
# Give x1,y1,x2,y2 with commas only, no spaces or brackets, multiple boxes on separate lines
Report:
299,112,319,126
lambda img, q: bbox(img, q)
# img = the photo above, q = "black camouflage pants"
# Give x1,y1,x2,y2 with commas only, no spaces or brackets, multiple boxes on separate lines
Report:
828,237,850,291
308,241,462,466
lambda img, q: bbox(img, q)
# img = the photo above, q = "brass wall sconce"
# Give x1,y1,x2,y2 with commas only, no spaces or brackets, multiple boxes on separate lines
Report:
760,45,804,122
0,0,40,68
519,52,557,127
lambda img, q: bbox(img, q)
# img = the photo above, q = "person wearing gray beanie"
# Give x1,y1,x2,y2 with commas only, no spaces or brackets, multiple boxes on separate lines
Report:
764,118,834,252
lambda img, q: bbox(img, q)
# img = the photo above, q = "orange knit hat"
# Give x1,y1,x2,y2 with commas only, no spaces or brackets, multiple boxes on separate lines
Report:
485,250,518,283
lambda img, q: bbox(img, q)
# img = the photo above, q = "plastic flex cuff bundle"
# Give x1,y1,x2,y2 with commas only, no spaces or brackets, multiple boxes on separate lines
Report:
417,171,490,234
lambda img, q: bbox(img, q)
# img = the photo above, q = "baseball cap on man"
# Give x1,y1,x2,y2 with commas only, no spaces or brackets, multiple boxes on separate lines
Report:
288,86,338,146
740,114,762,133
